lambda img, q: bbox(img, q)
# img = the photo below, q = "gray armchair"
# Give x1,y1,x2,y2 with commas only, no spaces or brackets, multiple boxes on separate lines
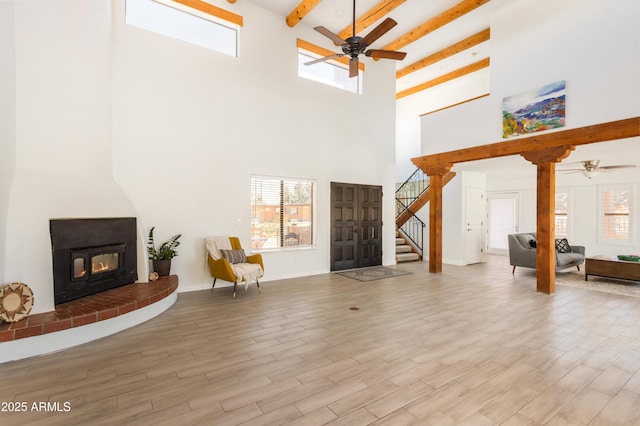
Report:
508,232,585,274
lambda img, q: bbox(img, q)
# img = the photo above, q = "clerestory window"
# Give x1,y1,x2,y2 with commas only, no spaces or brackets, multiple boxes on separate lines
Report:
125,0,242,57
297,39,362,94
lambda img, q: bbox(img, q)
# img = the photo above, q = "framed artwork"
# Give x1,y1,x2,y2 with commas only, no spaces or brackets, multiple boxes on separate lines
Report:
502,80,565,138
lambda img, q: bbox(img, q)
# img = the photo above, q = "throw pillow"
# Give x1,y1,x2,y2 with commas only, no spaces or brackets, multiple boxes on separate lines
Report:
529,239,537,248
516,234,534,248
555,238,571,253
220,249,247,264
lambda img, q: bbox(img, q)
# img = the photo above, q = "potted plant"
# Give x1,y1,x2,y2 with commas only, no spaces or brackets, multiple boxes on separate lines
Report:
147,227,182,276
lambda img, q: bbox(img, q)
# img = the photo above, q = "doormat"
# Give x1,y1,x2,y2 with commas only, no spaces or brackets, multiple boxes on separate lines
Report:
335,266,412,282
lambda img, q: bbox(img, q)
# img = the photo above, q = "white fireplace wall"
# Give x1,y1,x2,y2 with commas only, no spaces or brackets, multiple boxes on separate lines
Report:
0,1,17,283
3,0,147,315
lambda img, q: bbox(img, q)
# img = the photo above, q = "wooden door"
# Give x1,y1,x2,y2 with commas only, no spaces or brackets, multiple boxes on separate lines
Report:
357,184,383,267
330,182,382,271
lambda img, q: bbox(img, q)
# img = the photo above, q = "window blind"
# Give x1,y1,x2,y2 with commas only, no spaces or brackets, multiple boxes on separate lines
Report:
600,185,630,241
251,176,315,249
554,191,568,238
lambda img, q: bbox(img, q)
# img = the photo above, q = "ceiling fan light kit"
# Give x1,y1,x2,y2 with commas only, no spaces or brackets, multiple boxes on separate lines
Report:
581,170,600,179
305,0,406,78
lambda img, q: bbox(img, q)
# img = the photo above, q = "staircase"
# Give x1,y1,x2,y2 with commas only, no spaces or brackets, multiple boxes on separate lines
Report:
395,168,457,263
396,231,420,263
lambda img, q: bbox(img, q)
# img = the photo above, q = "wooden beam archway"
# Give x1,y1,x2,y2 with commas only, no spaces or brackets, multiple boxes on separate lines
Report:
411,116,640,294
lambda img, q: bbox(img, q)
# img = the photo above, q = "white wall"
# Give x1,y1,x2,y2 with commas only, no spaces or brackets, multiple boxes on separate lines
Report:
420,94,496,155
111,0,398,286
489,168,640,256
492,0,640,128
418,0,640,260
1,0,398,314
396,70,489,181
0,1,16,280
417,171,486,266
417,175,462,265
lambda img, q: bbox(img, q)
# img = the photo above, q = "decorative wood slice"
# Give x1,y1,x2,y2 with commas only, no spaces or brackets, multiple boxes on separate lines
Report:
0,282,34,323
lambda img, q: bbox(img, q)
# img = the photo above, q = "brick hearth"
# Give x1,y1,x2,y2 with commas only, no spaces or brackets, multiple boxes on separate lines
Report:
0,276,178,342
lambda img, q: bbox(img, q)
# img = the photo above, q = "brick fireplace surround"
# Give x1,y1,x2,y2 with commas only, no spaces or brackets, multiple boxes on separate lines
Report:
0,276,177,343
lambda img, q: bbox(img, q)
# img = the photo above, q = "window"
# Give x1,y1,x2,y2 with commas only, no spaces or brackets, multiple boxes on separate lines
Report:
297,39,362,94
126,0,241,57
555,190,568,238
251,176,315,249
599,184,632,243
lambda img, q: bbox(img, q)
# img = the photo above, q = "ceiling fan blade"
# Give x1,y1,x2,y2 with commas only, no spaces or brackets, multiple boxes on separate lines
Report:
361,18,397,46
304,53,344,66
600,165,636,170
313,26,346,46
560,169,583,174
349,57,359,78
365,49,407,60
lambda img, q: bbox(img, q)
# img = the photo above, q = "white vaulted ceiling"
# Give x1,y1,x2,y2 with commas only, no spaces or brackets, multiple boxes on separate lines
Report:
245,0,492,100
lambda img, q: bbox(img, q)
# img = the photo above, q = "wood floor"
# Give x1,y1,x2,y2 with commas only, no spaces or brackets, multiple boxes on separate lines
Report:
1,256,639,425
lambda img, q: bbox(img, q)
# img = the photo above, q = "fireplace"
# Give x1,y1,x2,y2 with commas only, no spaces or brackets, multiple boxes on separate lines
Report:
50,218,138,305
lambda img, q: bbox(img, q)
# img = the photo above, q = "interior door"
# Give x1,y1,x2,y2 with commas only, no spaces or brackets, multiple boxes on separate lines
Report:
465,186,484,264
330,182,383,271
487,192,518,255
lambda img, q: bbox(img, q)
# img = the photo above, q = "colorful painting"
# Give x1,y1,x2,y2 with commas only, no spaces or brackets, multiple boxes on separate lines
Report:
502,80,566,138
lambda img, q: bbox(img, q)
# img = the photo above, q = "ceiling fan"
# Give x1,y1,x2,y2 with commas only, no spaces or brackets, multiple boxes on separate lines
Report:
304,0,407,78
559,160,637,179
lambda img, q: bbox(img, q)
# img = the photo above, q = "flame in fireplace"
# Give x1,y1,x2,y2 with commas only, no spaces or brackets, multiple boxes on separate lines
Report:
92,261,113,274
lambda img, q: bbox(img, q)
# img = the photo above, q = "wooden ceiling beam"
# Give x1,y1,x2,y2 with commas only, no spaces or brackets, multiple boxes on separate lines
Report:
396,28,489,79
337,0,406,40
381,0,490,52
227,0,236,3
412,117,640,173
396,57,489,99
286,0,322,28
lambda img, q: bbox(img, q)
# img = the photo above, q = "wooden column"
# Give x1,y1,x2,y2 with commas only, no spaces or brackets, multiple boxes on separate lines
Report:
423,164,452,273
522,146,574,294
429,174,443,273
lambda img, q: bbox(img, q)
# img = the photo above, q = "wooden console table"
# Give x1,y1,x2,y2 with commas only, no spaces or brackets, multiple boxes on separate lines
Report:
585,255,640,282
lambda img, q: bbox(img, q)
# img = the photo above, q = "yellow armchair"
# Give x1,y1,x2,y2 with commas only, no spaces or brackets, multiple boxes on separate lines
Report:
206,236,264,298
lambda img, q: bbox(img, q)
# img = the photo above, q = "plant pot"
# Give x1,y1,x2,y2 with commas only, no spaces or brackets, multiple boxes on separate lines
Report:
153,259,171,277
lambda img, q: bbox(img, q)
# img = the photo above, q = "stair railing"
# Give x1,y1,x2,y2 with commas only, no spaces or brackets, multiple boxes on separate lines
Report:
395,168,429,218
397,210,425,260
396,167,429,259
